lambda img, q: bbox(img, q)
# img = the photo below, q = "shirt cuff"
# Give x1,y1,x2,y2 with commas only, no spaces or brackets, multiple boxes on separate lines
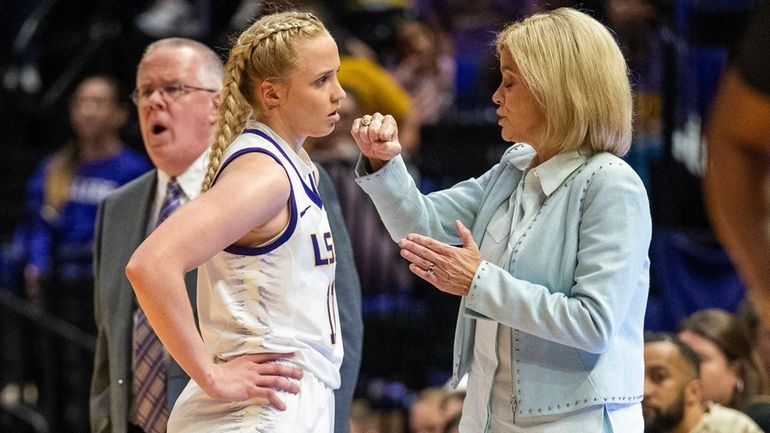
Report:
354,154,410,198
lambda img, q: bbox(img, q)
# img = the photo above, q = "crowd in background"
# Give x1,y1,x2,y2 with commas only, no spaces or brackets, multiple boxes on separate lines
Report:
0,0,767,432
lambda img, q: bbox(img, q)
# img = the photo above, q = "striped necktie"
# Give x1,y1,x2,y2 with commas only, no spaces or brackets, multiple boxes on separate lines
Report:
131,178,182,432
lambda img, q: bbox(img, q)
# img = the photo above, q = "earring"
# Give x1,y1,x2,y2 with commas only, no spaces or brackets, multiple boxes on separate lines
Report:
736,378,745,394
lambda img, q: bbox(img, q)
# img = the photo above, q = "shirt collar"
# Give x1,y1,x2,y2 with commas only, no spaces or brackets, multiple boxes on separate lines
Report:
506,143,538,170
156,149,208,202
531,149,586,196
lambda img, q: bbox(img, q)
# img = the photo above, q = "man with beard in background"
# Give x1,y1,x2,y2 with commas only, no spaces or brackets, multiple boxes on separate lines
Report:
643,332,761,433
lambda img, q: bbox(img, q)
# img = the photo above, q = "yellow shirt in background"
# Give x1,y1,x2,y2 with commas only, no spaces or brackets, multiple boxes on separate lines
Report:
338,57,413,122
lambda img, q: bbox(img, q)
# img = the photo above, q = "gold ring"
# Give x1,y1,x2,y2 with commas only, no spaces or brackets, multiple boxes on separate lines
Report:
427,262,435,275
361,117,371,126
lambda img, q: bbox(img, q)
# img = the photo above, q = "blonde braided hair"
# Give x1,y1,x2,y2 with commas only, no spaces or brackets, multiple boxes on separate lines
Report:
202,11,326,191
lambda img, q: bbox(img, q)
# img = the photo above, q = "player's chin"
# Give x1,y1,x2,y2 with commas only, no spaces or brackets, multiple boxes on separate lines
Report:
311,123,336,138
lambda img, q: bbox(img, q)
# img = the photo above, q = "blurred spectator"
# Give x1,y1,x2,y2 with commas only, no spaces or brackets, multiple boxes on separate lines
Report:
678,309,769,412
21,74,149,432
643,332,763,433
389,19,456,125
350,398,382,433
736,299,770,431
409,387,445,433
440,372,466,425
443,414,460,433
737,300,770,392
23,75,150,315
441,390,465,428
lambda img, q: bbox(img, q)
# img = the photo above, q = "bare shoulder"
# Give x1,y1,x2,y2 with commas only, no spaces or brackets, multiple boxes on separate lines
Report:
213,152,291,201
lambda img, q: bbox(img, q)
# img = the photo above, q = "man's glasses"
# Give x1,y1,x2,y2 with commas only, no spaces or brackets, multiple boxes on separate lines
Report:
131,83,217,105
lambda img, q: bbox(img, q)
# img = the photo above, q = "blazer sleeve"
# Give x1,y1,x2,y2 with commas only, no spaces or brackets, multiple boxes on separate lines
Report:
354,155,494,244
90,198,111,433
464,162,652,353
317,165,363,433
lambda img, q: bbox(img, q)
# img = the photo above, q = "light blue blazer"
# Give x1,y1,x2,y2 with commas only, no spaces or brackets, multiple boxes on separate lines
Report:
355,144,651,418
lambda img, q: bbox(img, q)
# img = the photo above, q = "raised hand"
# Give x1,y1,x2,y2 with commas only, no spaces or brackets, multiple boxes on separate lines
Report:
351,112,401,171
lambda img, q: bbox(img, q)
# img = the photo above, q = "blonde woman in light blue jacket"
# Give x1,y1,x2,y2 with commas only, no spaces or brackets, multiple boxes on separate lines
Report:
350,8,651,433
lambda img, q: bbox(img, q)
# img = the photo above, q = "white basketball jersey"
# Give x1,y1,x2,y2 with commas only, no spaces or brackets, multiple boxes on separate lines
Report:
197,122,342,389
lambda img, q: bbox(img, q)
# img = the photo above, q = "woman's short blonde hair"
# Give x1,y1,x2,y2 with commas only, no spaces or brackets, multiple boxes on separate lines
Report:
496,8,633,156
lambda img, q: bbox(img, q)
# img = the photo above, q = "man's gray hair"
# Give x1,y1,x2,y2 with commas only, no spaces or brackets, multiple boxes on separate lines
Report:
142,38,224,89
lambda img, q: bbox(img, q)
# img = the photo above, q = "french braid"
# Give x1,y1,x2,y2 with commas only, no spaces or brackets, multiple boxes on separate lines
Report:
202,11,326,191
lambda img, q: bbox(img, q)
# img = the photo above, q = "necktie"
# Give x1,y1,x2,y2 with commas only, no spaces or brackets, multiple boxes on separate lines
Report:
132,178,182,433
